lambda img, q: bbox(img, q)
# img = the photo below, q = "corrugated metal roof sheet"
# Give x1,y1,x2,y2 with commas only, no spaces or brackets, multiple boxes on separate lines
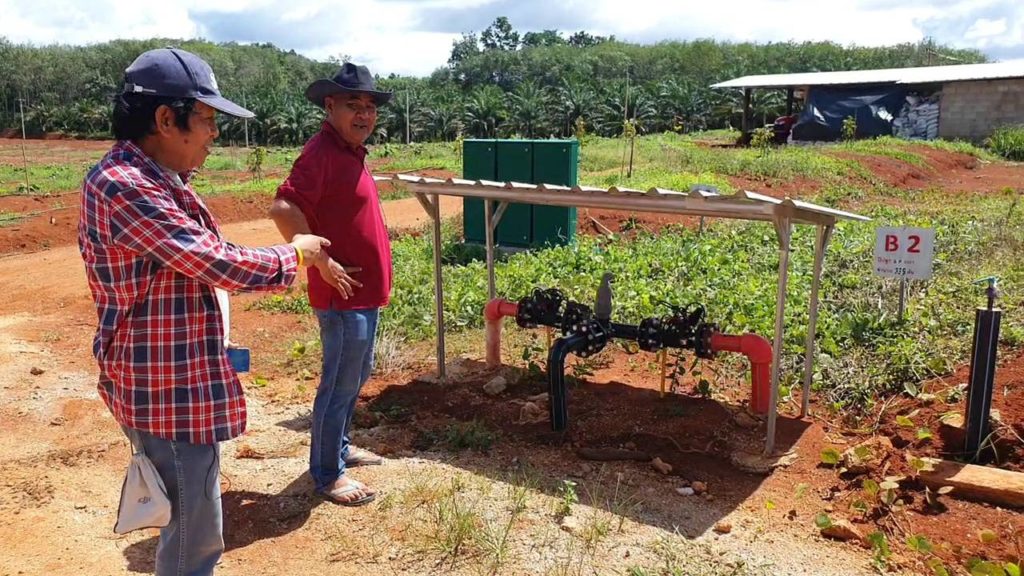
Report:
711,60,1024,89
376,174,869,225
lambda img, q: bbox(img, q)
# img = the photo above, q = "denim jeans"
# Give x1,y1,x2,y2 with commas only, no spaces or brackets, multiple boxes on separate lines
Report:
310,307,379,491
130,427,223,576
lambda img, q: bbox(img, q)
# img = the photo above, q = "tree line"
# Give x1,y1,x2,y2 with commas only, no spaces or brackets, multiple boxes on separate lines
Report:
0,18,986,145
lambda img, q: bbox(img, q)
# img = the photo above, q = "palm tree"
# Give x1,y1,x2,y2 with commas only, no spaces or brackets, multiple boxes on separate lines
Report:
418,95,463,141
464,85,506,138
594,87,657,136
656,79,710,133
554,79,596,137
506,81,547,138
269,101,319,145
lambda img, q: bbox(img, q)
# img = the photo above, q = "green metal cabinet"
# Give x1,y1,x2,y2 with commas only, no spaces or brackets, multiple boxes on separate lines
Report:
531,141,578,247
462,139,578,248
494,141,533,247
461,140,496,244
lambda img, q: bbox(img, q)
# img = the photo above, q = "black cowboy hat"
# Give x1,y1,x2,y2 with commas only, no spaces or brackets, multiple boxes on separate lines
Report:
305,62,393,108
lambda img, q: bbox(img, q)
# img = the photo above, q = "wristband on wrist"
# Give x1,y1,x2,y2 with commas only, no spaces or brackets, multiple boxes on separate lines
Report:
294,244,304,267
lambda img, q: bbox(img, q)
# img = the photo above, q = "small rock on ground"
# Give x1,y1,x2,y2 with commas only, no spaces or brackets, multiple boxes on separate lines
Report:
483,376,507,395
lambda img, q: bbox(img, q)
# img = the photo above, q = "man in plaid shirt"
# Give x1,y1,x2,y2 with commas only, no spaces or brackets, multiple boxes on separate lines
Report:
79,47,329,575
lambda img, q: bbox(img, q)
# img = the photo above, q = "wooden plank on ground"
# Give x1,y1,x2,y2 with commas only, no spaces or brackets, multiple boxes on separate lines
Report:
920,459,1024,509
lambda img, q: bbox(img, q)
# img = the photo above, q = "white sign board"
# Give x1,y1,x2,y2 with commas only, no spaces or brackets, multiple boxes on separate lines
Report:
874,227,935,280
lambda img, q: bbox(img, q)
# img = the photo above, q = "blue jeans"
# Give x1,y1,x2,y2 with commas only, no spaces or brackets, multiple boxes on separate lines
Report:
130,427,223,576
310,307,379,491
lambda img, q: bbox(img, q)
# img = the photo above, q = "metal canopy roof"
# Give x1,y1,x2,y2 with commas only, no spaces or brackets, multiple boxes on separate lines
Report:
377,174,868,226
711,60,1024,90
382,172,870,455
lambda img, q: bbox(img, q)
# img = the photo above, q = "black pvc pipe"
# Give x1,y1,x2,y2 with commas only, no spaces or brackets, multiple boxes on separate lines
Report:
547,334,588,431
609,323,639,341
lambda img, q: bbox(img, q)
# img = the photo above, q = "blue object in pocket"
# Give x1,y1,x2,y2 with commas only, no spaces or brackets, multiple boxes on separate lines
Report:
226,347,250,373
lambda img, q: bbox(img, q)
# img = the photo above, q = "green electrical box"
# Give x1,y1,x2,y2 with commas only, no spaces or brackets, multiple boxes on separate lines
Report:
461,140,496,245
462,139,578,248
531,141,578,247
494,141,533,246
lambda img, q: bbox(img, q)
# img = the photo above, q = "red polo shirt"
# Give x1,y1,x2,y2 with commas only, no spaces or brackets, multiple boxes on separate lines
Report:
276,121,392,310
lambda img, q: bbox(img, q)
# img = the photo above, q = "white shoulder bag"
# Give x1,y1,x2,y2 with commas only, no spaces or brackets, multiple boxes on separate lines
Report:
114,428,172,534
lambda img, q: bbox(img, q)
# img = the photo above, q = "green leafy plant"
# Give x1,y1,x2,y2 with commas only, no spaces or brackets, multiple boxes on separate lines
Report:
814,512,833,529
443,420,497,452
750,126,773,156
246,146,267,181
842,116,857,141
867,531,892,569
966,558,1012,576
929,558,951,576
907,534,933,554
986,125,1024,161
555,479,578,518
820,448,841,466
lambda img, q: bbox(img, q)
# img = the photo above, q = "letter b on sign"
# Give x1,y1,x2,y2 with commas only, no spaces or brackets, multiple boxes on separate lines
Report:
885,235,899,252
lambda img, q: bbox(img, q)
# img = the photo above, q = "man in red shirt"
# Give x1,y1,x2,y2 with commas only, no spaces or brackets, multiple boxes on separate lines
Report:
80,48,330,574
270,63,393,506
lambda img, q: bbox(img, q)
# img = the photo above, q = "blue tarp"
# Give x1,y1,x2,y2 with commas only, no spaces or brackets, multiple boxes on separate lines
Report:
791,86,907,142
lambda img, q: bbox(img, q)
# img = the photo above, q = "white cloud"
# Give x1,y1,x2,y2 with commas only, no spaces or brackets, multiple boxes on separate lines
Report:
965,18,1007,40
2,0,1023,75
1,0,199,45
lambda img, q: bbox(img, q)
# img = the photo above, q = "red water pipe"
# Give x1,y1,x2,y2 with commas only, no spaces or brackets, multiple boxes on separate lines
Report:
484,299,519,368
710,332,773,414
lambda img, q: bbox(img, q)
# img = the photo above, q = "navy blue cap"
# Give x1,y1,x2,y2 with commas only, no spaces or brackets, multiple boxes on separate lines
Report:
123,48,254,119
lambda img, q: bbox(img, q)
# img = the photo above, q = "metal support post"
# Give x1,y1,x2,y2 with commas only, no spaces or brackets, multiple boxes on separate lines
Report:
802,223,833,417
485,199,496,300
429,194,446,379
765,215,792,455
484,200,510,300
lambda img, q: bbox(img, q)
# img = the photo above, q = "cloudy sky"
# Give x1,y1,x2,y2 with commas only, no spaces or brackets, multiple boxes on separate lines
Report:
2,0,1022,76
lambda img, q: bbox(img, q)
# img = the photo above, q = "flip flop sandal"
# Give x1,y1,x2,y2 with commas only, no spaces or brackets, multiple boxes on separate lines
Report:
344,447,383,467
320,481,376,507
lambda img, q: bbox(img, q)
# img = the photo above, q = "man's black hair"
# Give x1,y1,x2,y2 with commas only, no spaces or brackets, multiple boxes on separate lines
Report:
111,94,197,142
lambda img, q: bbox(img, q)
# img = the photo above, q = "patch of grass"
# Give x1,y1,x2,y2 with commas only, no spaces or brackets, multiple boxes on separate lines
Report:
580,133,854,187
190,174,281,196
625,533,768,576
0,210,26,227
986,125,1024,161
378,181,412,202
372,326,414,375
838,138,927,166
0,163,86,195
416,419,498,452
371,141,462,174
248,285,312,315
419,476,481,563
443,420,498,452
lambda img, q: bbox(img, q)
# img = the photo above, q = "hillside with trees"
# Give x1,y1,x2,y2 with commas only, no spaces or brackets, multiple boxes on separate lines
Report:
0,18,985,144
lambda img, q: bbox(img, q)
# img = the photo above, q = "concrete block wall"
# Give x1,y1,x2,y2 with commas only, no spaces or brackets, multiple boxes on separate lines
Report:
940,79,1024,141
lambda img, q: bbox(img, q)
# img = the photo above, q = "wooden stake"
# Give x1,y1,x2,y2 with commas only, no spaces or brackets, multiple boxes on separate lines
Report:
18,97,30,190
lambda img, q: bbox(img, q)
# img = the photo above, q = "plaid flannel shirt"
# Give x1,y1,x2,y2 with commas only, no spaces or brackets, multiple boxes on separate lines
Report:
79,141,299,444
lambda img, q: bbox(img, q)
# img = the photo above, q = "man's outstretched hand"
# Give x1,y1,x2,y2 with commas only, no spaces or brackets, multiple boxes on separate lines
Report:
315,256,363,299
